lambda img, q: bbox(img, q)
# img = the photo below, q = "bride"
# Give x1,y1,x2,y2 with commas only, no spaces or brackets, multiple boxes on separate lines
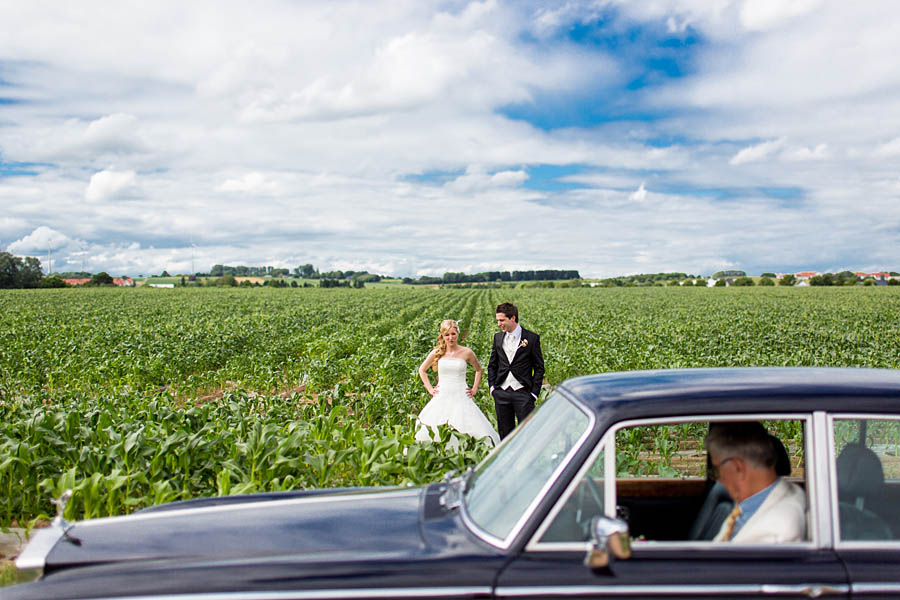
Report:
415,319,500,446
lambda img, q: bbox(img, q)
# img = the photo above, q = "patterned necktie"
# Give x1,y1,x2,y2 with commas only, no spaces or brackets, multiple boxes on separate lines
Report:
722,505,742,541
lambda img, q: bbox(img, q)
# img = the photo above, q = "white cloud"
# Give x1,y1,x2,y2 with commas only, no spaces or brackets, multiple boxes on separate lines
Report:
874,137,900,158
782,143,829,162
629,182,648,202
83,114,144,153
7,226,75,255
666,15,694,34
85,169,138,202
0,1,899,278
729,138,786,165
446,166,528,193
739,0,823,32
217,172,281,194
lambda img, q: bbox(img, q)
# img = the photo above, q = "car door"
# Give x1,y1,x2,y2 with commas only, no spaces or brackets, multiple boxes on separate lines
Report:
829,415,900,599
495,414,851,599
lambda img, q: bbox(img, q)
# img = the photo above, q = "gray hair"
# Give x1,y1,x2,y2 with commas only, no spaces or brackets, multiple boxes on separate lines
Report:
705,422,776,471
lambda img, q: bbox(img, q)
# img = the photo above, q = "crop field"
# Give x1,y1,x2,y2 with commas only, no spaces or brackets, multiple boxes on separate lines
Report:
2,286,900,527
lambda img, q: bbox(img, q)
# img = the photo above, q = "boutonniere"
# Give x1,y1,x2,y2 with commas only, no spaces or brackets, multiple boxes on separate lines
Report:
518,339,528,348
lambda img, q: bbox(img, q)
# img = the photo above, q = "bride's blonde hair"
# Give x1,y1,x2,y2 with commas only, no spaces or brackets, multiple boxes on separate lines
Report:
432,319,459,371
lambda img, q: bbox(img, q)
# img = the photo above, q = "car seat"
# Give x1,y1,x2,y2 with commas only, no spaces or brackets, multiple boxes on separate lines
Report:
836,443,893,540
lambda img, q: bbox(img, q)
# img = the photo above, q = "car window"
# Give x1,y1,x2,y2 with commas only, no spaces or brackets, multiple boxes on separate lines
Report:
537,444,604,543
833,418,900,541
465,391,592,543
536,417,808,546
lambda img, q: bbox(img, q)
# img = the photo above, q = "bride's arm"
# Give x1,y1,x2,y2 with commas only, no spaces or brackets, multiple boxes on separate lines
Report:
466,349,483,397
418,350,438,396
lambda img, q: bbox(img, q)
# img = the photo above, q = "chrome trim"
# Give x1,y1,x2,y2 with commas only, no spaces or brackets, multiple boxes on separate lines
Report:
838,540,900,548
53,588,493,600
604,428,615,518
460,391,596,550
530,538,816,552
14,521,66,571
811,411,833,548
852,583,900,595
74,489,420,528
528,412,815,552
497,583,850,597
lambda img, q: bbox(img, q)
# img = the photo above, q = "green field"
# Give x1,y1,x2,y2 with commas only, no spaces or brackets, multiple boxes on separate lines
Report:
2,286,899,526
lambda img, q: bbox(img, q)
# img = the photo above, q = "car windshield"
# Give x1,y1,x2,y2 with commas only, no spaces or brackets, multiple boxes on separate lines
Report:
463,390,592,542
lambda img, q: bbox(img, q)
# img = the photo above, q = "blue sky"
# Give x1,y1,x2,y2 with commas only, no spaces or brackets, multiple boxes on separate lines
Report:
1,0,899,278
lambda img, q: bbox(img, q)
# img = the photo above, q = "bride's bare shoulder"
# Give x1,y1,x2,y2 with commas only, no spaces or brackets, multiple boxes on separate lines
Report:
458,346,479,360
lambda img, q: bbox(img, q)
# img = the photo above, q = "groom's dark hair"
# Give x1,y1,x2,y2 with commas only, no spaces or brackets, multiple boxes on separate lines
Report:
496,302,518,322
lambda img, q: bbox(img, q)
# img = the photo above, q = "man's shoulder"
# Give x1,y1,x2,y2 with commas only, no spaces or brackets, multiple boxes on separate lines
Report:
780,479,807,506
521,328,540,339
758,479,806,518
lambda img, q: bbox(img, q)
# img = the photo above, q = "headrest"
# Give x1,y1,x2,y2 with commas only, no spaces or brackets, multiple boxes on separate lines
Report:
837,443,884,498
769,434,791,476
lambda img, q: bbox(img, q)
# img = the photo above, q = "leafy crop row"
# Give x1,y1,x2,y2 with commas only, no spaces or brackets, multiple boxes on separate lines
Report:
2,286,898,527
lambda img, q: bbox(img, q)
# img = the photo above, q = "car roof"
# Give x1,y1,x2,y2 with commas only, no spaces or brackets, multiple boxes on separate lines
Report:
557,367,900,418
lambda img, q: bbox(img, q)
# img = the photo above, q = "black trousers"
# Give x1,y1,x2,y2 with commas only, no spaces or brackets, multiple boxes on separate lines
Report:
493,387,535,439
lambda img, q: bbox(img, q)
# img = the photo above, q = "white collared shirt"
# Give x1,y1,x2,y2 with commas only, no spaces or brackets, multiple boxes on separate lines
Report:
505,324,522,351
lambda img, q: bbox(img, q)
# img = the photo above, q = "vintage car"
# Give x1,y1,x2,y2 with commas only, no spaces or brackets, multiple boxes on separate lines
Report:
7,367,900,599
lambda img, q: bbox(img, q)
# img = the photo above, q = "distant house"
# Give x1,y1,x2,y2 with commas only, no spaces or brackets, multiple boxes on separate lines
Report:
855,272,891,280
793,272,818,280
61,277,134,287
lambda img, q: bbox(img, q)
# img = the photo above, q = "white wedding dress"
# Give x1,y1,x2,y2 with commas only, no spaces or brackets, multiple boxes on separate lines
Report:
415,358,500,446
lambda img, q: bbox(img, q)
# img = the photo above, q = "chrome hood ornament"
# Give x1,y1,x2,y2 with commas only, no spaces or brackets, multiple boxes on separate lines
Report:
51,489,72,527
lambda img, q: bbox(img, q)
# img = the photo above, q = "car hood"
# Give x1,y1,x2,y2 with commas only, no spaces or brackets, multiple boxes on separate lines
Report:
41,486,427,571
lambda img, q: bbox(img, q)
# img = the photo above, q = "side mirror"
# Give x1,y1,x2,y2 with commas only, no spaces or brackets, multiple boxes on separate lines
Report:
584,516,631,569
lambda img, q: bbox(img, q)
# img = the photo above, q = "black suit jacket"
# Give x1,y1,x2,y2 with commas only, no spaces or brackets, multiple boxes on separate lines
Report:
488,327,545,398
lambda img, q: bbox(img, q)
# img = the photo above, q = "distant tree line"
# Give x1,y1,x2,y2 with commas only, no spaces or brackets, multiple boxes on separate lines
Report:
0,251,43,288
595,272,699,287
808,271,899,286
402,269,581,285
207,264,291,277
203,263,381,284
1,252,129,289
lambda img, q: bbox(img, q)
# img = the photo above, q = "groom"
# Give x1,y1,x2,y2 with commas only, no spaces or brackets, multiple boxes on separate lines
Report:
488,302,545,439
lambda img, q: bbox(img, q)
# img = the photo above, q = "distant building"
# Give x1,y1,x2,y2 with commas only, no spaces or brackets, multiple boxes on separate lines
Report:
61,277,134,287
855,272,890,280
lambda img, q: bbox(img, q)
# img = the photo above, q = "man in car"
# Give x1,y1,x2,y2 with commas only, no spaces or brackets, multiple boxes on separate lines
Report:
705,422,807,543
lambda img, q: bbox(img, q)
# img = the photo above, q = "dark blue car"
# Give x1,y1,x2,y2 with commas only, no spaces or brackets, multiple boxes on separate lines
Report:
9,367,900,599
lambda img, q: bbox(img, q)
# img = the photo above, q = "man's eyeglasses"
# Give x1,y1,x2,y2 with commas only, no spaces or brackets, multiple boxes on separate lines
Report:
709,456,736,479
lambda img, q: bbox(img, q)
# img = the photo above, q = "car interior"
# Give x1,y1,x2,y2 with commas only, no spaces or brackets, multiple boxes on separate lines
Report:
540,416,900,547
834,418,900,541
539,419,809,544
612,421,807,543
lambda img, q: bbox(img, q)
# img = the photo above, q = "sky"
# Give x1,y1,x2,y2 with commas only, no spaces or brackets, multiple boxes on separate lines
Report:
1,0,898,279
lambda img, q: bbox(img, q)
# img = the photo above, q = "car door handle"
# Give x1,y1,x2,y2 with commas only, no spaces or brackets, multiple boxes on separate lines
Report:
761,584,849,597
